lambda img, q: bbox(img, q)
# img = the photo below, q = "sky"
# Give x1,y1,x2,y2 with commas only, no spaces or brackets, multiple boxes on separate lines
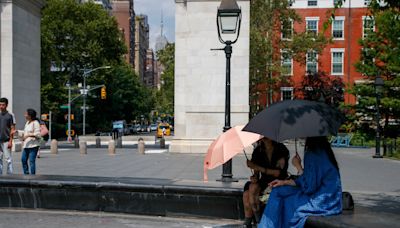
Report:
134,0,175,50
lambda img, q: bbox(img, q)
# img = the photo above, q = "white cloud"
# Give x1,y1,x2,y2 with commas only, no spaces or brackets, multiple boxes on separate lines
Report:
134,0,175,49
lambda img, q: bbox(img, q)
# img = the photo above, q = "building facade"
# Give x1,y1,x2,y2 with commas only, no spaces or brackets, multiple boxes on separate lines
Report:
134,14,150,82
256,0,370,108
144,49,156,88
111,0,135,66
0,0,44,129
171,0,250,153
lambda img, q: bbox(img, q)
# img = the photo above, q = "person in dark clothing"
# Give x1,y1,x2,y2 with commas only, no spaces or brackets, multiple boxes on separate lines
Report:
242,137,289,227
0,97,16,174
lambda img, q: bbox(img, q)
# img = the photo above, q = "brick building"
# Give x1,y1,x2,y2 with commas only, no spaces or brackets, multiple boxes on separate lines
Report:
111,0,135,66
259,0,370,107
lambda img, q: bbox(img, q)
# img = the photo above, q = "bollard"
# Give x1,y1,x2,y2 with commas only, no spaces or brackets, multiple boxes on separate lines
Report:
74,137,79,148
79,141,87,155
138,138,145,154
96,137,101,148
160,137,165,149
51,139,58,154
108,140,116,155
117,137,123,148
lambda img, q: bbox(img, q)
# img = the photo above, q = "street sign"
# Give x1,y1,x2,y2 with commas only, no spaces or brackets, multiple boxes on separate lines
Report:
60,104,70,109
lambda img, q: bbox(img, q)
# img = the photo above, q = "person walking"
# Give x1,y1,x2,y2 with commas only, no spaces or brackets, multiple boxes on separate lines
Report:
258,136,342,228
0,97,16,174
21,109,41,175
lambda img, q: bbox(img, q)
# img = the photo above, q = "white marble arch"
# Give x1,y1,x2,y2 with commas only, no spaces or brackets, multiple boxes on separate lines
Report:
170,0,250,153
0,0,44,129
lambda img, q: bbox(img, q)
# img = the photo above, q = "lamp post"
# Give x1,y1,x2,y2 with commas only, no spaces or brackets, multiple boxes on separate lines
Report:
216,0,241,182
81,66,111,136
373,73,384,158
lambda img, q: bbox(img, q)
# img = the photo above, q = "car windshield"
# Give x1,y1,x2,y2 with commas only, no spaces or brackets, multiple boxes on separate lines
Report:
159,126,169,130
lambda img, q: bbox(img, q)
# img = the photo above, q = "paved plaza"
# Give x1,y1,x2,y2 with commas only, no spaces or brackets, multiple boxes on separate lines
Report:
8,142,400,194
3,142,400,227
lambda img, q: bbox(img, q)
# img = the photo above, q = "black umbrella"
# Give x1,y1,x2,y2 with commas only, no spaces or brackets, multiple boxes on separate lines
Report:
243,100,345,142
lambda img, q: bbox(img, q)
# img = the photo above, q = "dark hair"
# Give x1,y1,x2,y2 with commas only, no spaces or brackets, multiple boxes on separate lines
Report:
26,108,38,121
0,97,8,105
305,137,339,171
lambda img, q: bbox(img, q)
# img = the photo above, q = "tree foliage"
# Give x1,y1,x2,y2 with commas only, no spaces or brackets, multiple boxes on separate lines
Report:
155,43,175,116
41,0,154,136
349,0,400,137
250,0,328,116
294,71,344,108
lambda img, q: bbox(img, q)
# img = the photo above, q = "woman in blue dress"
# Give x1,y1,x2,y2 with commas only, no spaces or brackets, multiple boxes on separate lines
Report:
258,136,342,228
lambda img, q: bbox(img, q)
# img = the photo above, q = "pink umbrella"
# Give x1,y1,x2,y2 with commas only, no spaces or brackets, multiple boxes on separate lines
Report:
203,125,262,181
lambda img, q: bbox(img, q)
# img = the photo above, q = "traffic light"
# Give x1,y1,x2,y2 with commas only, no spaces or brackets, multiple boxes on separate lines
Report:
101,86,106,99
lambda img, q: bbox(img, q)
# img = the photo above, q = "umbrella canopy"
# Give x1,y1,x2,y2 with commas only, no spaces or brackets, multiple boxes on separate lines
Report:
203,125,262,181
243,100,345,142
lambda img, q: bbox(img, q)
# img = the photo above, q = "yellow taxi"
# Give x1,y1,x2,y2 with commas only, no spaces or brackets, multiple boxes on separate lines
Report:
157,123,171,138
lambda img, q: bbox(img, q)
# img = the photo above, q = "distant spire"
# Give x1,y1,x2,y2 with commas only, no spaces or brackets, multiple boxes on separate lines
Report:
160,8,164,37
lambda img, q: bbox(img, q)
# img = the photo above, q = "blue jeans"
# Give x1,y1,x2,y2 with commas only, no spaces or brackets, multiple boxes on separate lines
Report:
21,147,39,175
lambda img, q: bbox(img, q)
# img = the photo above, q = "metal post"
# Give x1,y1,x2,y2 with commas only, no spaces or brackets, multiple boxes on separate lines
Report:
373,90,383,158
67,82,72,142
49,111,52,143
220,41,236,182
83,73,87,136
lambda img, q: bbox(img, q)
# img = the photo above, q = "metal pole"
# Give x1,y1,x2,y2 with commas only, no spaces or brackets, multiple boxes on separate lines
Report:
49,111,52,143
221,41,236,182
373,91,383,158
83,73,87,136
68,82,72,142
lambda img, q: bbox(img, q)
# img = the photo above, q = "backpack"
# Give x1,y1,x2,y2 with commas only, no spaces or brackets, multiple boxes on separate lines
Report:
342,191,354,210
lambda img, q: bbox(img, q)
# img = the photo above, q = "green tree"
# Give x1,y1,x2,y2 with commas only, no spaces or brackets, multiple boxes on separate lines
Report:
350,0,400,138
155,43,175,116
250,0,328,116
41,0,154,136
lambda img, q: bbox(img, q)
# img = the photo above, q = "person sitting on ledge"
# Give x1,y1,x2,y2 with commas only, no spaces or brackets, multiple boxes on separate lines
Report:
258,136,342,228
243,137,289,228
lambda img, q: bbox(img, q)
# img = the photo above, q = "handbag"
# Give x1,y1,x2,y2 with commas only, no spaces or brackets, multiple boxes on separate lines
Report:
40,123,49,137
342,191,354,210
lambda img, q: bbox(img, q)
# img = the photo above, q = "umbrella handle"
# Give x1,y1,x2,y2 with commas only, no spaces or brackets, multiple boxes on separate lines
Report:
243,150,250,160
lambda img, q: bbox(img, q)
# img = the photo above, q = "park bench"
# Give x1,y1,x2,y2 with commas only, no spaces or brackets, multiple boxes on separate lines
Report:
331,133,353,147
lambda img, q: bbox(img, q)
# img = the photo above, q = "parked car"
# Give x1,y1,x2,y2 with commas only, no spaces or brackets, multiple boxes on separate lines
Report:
127,124,137,135
134,124,141,133
149,124,158,132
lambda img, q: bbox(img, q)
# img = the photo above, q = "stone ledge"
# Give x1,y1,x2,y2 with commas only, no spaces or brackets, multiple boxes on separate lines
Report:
0,175,244,220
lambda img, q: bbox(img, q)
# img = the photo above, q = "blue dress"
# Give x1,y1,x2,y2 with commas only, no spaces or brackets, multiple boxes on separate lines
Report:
258,149,342,228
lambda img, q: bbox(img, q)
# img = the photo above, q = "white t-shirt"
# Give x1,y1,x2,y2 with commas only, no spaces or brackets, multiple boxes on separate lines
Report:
23,120,41,148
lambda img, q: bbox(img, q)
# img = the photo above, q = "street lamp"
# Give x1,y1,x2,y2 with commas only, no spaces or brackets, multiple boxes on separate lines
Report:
216,0,241,182
373,72,384,158
81,66,111,136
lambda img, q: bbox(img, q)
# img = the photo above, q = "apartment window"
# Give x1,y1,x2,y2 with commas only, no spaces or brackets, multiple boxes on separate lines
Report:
306,18,319,35
282,20,293,40
331,49,344,75
306,51,318,74
308,0,317,6
332,18,344,39
363,17,375,38
281,51,293,76
281,87,293,101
